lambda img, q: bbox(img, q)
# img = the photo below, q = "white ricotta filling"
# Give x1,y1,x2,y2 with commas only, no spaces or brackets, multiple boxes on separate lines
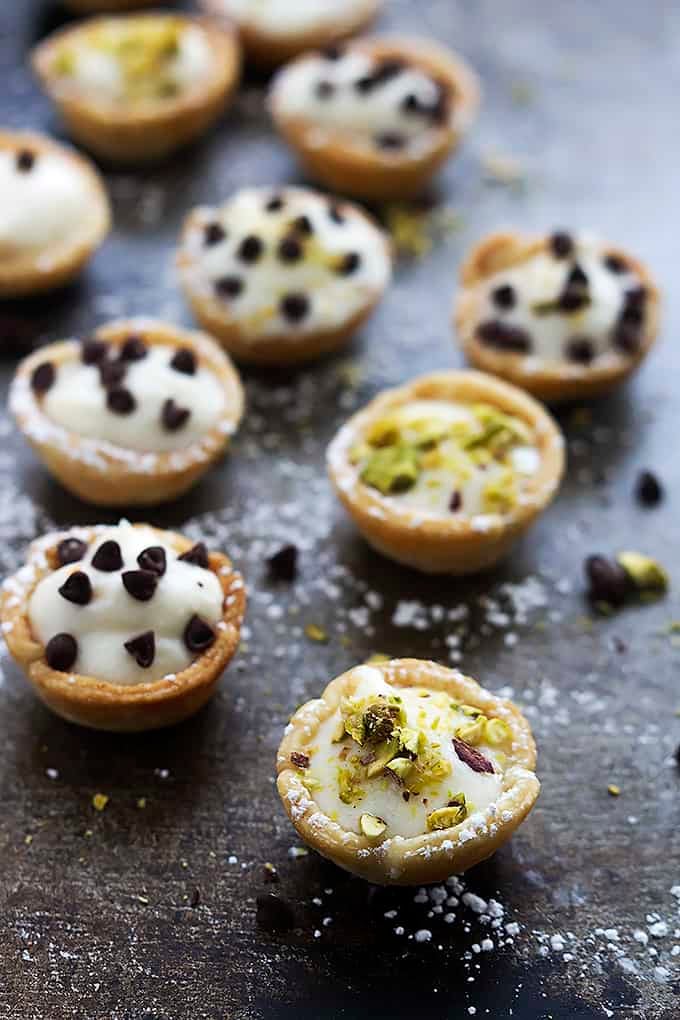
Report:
43,344,225,453
306,666,504,839
216,0,372,37
0,150,90,251
29,521,223,685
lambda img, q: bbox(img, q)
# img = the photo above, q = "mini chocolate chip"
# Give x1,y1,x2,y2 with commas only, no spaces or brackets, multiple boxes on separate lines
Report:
613,323,641,354
565,337,595,364
449,490,462,512
267,543,298,582
323,45,343,61
374,59,405,82
603,253,627,273
337,252,361,276
550,231,573,258
91,540,123,572
635,470,663,507
266,195,284,212
215,275,243,299
81,338,108,365
184,614,216,653
315,80,335,99
401,93,421,114
585,555,631,607
16,149,35,173
375,132,406,150
58,570,92,606
237,234,264,263
162,398,190,431
137,546,167,576
170,347,196,375
178,542,209,568
30,361,55,395
119,336,147,361
491,284,516,310
278,236,303,263
280,293,309,323
292,215,313,236
99,360,127,388
568,263,588,288
476,320,532,353
204,222,226,246
256,894,295,933
57,537,87,566
558,289,589,313
107,386,136,415
122,569,158,602
328,203,345,224
124,630,155,668
45,633,77,672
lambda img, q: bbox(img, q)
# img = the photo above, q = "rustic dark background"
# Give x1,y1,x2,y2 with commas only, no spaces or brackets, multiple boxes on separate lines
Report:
1,2,679,1018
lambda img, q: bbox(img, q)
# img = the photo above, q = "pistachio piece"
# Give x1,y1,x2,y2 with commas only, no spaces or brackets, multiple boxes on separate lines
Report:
360,443,419,495
365,737,400,778
398,725,420,757
363,699,402,743
455,715,487,746
484,718,512,747
365,416,400,447
359,813,387,839
385,757,414,783
616,552,669,593
427,795,468,831
482,469,518,515
290,751,310,769
452,737,495,775
338,765,364,805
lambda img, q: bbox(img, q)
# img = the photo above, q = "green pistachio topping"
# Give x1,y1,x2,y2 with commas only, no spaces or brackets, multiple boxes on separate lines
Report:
616,552,669,593
427,794,469,831
359,813,387,839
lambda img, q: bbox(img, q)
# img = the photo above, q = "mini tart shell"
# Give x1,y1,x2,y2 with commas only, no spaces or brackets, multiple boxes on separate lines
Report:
0,131,110,299
277,658,540,886
327,371,565,575
269,36,480,201
32,14,241,164
0,524,246,732
10,318,244,507
454,231,661,403
177,200,392,366
200,0,382,68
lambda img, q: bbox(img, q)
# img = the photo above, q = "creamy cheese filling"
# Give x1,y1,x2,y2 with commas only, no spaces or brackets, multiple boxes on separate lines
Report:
295,666,506,839
272,48,451,153
29,521,224,685
216,0,371,37
41,343,225,453
0,149,90,251
349,398,540,518
473,235,648,365
182,187,391,339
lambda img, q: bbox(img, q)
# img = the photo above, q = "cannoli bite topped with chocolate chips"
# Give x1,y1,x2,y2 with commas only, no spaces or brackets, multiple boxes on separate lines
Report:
268,37,480,199
10,318,244,506
177,186,392,364
0,520,245,731
454,230,660,402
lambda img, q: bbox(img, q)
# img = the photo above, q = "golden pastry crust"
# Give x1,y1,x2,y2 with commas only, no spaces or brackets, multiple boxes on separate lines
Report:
269,36,480,200
10,318,244,507
0,130,110,298
454,231,661,403
327,371,565,574
32,14,241,163
1,524,246,732
277,658,540,885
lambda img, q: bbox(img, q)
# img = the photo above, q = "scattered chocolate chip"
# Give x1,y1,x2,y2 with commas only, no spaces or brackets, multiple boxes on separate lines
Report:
612,323,641,354
161,398,190,432
337,252,361,276
635,470,663,507
256,893,295,933
290,751,310,769
322,44,343,61
549,231,573,258
452,737,494,774
267,543,298,582
568,263,588,288
204,222,226,246
603,253,627,273
170,347,196,375
237,234,264,263
375,132,406,150
91,540,123,572
476,320,532,353
58,570,92,606
99,359,127,388
119,336,147,362
357,59,404,92
57,537,87,566
280,293,309,323
122,569,158,602
184,614,216,653
16,149,36,172
81,338,108,365
315,80,335,99
401,92,422,114
107,386,136,415
178,542,209,568
565,337,595,364
491,284,516,310
328,203,345,224
137,546,167,576
278,236,303,263
215,275,243,299
449,490,462,512
265,195,284,212
30,361,55,395
124,630,155,668
45,633,77,672
585,554,631,607
292,215,313,236
558,264,590,313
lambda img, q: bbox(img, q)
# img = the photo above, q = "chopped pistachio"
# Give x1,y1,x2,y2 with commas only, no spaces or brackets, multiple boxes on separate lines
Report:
484,718,512,747
366,653,391,664
331,716,346,743
366,737,400,778
92,793,109,812
337,766,364,806
305,623,328,643
482,468,518,515
365,416,400,447
398,726,420,757
459,704,483,718
360,443,419,495
363,700,402,743
427,795,468,831
385,757,414,783
359,813,387,839
616,552,669,593
455,716,487,746
607,784,621,797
